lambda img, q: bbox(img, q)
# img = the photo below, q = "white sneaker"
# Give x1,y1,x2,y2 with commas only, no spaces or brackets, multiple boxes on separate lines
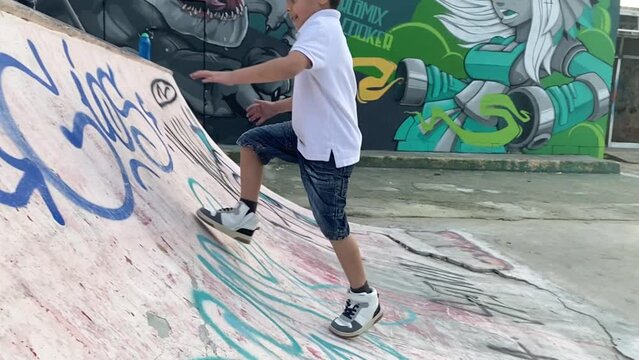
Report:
196,202,259,244
329,288,383,338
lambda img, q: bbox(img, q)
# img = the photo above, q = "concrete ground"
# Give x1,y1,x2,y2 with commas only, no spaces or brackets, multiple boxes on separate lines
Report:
607,148,639,165
262,159,639,355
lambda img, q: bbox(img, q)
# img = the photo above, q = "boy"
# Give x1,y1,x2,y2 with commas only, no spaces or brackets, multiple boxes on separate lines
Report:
191,0,382,338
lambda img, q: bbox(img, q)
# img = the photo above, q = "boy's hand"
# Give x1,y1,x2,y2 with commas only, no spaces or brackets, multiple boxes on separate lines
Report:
190,70,235,85
246,100,278,126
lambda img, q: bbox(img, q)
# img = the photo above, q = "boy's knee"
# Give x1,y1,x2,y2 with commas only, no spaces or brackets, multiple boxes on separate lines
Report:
316,215,350,241
236,132,271,165
237,129,265,153
236,129,259,148
235,121,297,165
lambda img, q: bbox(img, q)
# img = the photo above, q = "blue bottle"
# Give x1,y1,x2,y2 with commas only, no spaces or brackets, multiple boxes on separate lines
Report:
138,32,151,60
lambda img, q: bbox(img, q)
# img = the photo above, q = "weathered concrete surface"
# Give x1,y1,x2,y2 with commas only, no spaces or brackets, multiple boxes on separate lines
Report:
360,220,639,358
264,165,639,222
606,148,639,165
620,163,639,179
263,163,639,359
0,2,636,359
223,145,622,174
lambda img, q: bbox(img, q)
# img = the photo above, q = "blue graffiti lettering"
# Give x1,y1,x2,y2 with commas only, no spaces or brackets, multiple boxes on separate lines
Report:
0,150,64,224
0,39,173,225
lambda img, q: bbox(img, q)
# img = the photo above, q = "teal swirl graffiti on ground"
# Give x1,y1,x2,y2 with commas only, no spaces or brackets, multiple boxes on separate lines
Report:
190,233,413,359
182,106,415,358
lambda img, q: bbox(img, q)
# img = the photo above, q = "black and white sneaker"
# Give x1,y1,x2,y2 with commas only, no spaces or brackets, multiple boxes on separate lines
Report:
196,202,259,244
329,288,383,338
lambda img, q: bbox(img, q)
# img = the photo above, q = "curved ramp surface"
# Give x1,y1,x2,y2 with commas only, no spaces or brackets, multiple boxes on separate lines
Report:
0,3,631,359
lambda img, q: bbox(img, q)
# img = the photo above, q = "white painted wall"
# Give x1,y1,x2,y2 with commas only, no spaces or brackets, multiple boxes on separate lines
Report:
622,0,639,8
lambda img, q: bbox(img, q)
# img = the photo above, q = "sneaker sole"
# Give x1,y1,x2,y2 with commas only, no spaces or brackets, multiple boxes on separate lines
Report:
195,209,253,245
329,309,384,339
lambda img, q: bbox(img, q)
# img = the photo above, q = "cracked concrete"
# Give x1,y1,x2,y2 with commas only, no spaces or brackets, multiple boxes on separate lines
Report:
263,161,639,359
367,227,635,359
197,324,215,354
146,312,172,339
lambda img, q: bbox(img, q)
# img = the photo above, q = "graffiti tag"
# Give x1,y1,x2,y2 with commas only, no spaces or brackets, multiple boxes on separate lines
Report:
151,78,178,107
0,39,173,225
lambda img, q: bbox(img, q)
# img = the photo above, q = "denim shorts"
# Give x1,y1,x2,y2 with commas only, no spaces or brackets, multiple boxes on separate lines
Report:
237,121,354,241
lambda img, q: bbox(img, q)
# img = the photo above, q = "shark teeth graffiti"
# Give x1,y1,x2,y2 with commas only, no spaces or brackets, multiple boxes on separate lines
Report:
145,0,250,47
178,0,246,21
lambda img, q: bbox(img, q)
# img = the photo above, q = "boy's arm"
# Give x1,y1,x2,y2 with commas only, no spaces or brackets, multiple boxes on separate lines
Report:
246,97,292,125
274,97,293,114
191,52,310,86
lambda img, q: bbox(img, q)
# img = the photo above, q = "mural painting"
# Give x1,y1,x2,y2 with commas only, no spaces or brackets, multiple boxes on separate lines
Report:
32,0,621,156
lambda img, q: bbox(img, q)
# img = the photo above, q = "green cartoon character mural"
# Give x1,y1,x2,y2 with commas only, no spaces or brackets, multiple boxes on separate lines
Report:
393,0,613,155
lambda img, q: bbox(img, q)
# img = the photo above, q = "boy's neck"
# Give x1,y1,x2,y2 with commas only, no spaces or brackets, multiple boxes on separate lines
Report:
312,7,332,15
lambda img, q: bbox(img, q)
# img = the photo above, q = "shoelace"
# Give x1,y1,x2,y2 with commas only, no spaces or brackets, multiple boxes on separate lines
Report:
341,299,360,320
218,204,241,213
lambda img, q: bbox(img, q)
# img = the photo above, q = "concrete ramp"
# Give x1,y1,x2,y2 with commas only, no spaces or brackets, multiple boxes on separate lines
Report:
0,2,632,359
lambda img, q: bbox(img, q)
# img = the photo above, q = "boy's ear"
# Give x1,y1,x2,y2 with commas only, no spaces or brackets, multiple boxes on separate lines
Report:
318,0,330,8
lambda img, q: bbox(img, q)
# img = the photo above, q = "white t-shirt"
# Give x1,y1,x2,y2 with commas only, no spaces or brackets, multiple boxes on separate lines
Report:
290,9,362,168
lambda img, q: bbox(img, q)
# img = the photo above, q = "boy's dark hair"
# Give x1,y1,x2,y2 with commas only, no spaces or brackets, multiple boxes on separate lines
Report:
330,0,340,9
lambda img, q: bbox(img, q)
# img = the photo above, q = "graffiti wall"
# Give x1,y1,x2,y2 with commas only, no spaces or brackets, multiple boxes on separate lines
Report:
36,0,620,156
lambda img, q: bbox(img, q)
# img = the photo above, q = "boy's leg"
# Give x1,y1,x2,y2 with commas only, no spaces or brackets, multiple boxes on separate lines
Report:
196,121,298,243
330,235,367,290
298,155,382,338
239,146,263,203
